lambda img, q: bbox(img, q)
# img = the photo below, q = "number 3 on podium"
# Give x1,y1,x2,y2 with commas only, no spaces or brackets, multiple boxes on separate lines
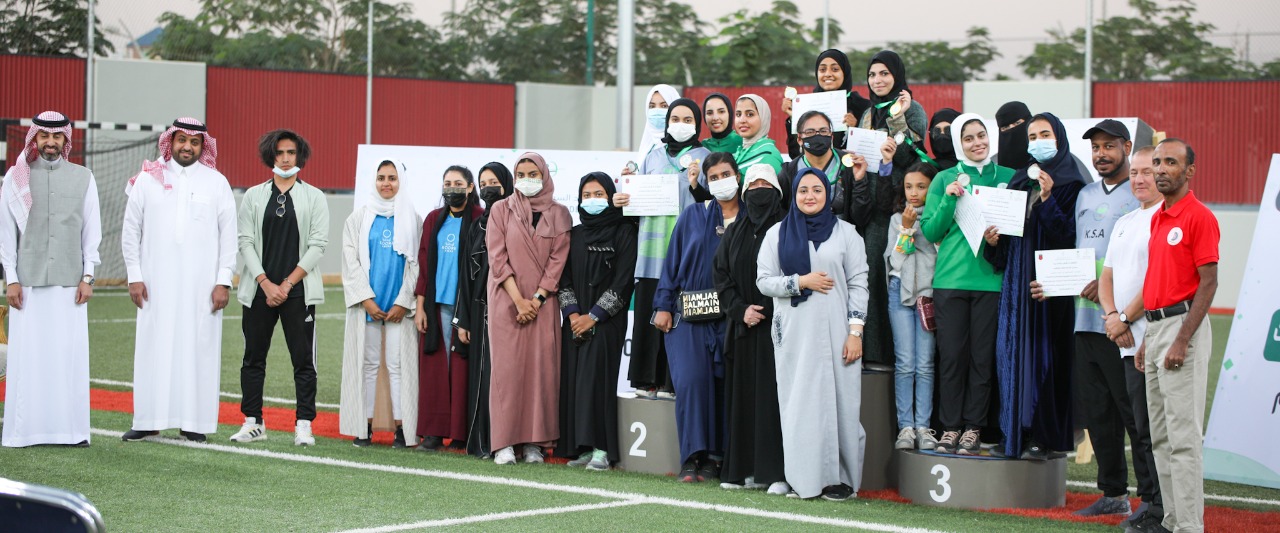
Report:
929,464,952,502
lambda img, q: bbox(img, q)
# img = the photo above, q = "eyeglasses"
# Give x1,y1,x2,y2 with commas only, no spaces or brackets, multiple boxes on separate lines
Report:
800,128,832,137
276,194,287,218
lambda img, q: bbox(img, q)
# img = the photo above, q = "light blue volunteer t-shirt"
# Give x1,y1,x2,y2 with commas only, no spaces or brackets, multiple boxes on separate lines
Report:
368,215,406,322
435,214,463,305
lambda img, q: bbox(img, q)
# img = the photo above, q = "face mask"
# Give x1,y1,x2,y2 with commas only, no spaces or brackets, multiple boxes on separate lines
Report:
930,131,955,157
480,186,503,205
744,188,779,220
667,122,696,143
1027,139,1058,163
514,178,543,197
802,134,833,157
273,166,300,178
646,108,667,131
580,197,609,215
443,187,468,208
709,176,738,201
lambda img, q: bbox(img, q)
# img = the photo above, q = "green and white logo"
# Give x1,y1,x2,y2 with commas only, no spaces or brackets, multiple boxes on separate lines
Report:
1267,309,1280,363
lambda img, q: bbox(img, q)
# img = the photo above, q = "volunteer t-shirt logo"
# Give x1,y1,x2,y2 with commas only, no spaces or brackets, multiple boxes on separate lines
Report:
1167,227,1183,245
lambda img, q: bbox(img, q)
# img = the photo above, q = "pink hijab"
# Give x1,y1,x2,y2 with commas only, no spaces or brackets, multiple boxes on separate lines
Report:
506,152,570,236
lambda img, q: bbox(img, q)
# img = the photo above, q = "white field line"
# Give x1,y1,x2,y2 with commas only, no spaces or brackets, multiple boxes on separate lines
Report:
89,378,341,410
333,500,645,532
1063,480,1280,506
89,313,344,324
87,428,946,533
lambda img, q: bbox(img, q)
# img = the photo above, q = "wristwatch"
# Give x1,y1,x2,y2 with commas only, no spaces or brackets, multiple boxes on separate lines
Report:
82,275,95,286
587,311,601,322
1119,312,1132,325
849,330,863,338
534,293,547,304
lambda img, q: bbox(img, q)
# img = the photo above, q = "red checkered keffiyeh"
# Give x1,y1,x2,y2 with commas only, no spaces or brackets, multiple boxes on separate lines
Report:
3,110,74,232
127,117,218,194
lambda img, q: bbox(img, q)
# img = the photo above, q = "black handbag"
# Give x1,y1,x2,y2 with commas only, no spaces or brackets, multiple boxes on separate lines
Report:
679,289,724,322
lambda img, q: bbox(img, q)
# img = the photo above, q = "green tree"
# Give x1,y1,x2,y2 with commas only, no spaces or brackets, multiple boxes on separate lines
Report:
1020,0,1253,80
704,1,820,86
339,1,469,79
844,27,998,84
0,0,115,57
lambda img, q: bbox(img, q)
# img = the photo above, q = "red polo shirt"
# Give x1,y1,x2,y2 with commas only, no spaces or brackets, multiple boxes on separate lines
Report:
1144,190,1220,310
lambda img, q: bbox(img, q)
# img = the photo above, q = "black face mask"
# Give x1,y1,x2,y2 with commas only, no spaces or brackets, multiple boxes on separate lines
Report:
479,186,503,205
744,188,780,221
802,134,833,157
930,130,955,158
443,187,468,208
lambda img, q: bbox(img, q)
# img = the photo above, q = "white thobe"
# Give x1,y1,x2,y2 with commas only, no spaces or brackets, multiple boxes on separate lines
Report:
0,159,101,447
120,159,237,434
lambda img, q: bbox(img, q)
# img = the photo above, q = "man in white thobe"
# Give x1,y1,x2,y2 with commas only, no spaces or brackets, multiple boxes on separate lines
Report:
120,118,236,442
1,110,102,448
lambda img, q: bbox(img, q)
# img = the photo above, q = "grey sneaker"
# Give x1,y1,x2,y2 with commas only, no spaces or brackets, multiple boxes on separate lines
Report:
895,427,917,450
935,430,960,454
568,451,593,467
956,428,981,456
522,444,544,463
1073,495,1131,517
916,428,938,450
586,449,609,471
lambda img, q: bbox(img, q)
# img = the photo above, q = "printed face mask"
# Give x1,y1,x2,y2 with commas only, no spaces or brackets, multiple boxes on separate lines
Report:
709,176,739,201
580,197,609,215
514,178,543,197
443,187,468,208
802,134,833,157
667,122,696,143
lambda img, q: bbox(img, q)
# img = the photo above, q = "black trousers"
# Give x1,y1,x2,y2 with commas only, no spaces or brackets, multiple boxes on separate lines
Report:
240,293,317,422
626,278,672,391
1124,355,1163,509
1077,332,1139,497
933,289,998,431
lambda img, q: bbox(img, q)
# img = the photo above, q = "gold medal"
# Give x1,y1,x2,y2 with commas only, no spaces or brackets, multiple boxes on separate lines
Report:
841,153,855,167
890,102,902,116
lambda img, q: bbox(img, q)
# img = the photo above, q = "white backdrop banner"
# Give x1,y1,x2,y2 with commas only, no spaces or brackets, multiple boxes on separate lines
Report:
353,145,640,394
1203,153,1280,489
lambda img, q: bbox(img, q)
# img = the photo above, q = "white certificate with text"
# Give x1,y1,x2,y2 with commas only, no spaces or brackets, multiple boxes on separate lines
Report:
1034,248,1096,297
971,185,1027,237
791,90,850,133
616,174,679,217
844,128,887,173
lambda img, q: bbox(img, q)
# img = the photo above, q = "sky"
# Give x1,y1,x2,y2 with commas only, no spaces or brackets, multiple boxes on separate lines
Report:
99,0,1280,80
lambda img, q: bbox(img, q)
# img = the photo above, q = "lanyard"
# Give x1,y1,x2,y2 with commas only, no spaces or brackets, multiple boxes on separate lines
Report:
801,154,842,183
900,135,938,168
664,145,693,170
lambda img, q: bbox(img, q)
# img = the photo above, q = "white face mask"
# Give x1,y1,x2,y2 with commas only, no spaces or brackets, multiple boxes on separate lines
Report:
514,177,543,197
709,177,738,201
667,122,696,143
273,166,300,178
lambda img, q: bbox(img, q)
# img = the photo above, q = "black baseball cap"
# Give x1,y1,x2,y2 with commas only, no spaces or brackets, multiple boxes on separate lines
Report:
1082,119,1130,141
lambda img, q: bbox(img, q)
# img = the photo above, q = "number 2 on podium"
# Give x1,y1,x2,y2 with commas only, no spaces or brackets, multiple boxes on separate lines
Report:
629,422,648,457
929,464,952,502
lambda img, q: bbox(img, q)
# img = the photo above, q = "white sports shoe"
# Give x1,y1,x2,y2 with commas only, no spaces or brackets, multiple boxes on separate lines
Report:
522,444,544,464
294,420,315,446
767,481,792,495
494,446,517,465
229,418,267,443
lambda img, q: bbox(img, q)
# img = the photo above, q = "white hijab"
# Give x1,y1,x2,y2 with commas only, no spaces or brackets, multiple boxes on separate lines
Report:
737,94,772,150
951,113,996,172
637,84,681,158
365,158,420,264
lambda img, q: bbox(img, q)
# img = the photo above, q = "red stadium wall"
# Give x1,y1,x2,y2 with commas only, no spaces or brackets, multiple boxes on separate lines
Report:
1,55,86,166
1093,81,1280,205
207,67,517,190
684,84,963,157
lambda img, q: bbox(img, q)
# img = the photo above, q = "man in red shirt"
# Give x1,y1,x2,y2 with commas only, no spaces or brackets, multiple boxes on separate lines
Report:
1137,138,1218,533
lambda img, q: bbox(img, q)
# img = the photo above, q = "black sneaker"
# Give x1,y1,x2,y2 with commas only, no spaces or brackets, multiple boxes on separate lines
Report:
956,429,981,456
179,431,206,442
677,459,698,483
935,430,960,454
416,435,443,451
821,484,855,501
1124,511,1170,533
1021,441,1048,461
696,458,721,482
353,436,372,447
393,427,407,449
121,429,159,442
69,440,90,448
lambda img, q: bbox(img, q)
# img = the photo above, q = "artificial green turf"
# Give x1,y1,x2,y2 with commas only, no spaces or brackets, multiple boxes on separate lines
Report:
4,289,1275,531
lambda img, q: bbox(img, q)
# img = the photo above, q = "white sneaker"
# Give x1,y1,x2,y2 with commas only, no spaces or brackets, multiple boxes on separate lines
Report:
895,427,917,450
917,427,938,451
294,420,315,446
655,390,676,400
585,449,609,471
493,446,517,465
743,476,768,490
522,444,544,463
767,481,791,495
229,417,266,443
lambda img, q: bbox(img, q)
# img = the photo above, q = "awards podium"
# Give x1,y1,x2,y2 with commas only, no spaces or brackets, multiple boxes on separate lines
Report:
897,450,1067,509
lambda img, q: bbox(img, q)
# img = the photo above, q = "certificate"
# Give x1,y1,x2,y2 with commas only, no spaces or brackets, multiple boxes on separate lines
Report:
791,91,850,133
844,128,888,173
953,194,986,256
971,185,1027,237
1034,248,1097,297
616,174,679,217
